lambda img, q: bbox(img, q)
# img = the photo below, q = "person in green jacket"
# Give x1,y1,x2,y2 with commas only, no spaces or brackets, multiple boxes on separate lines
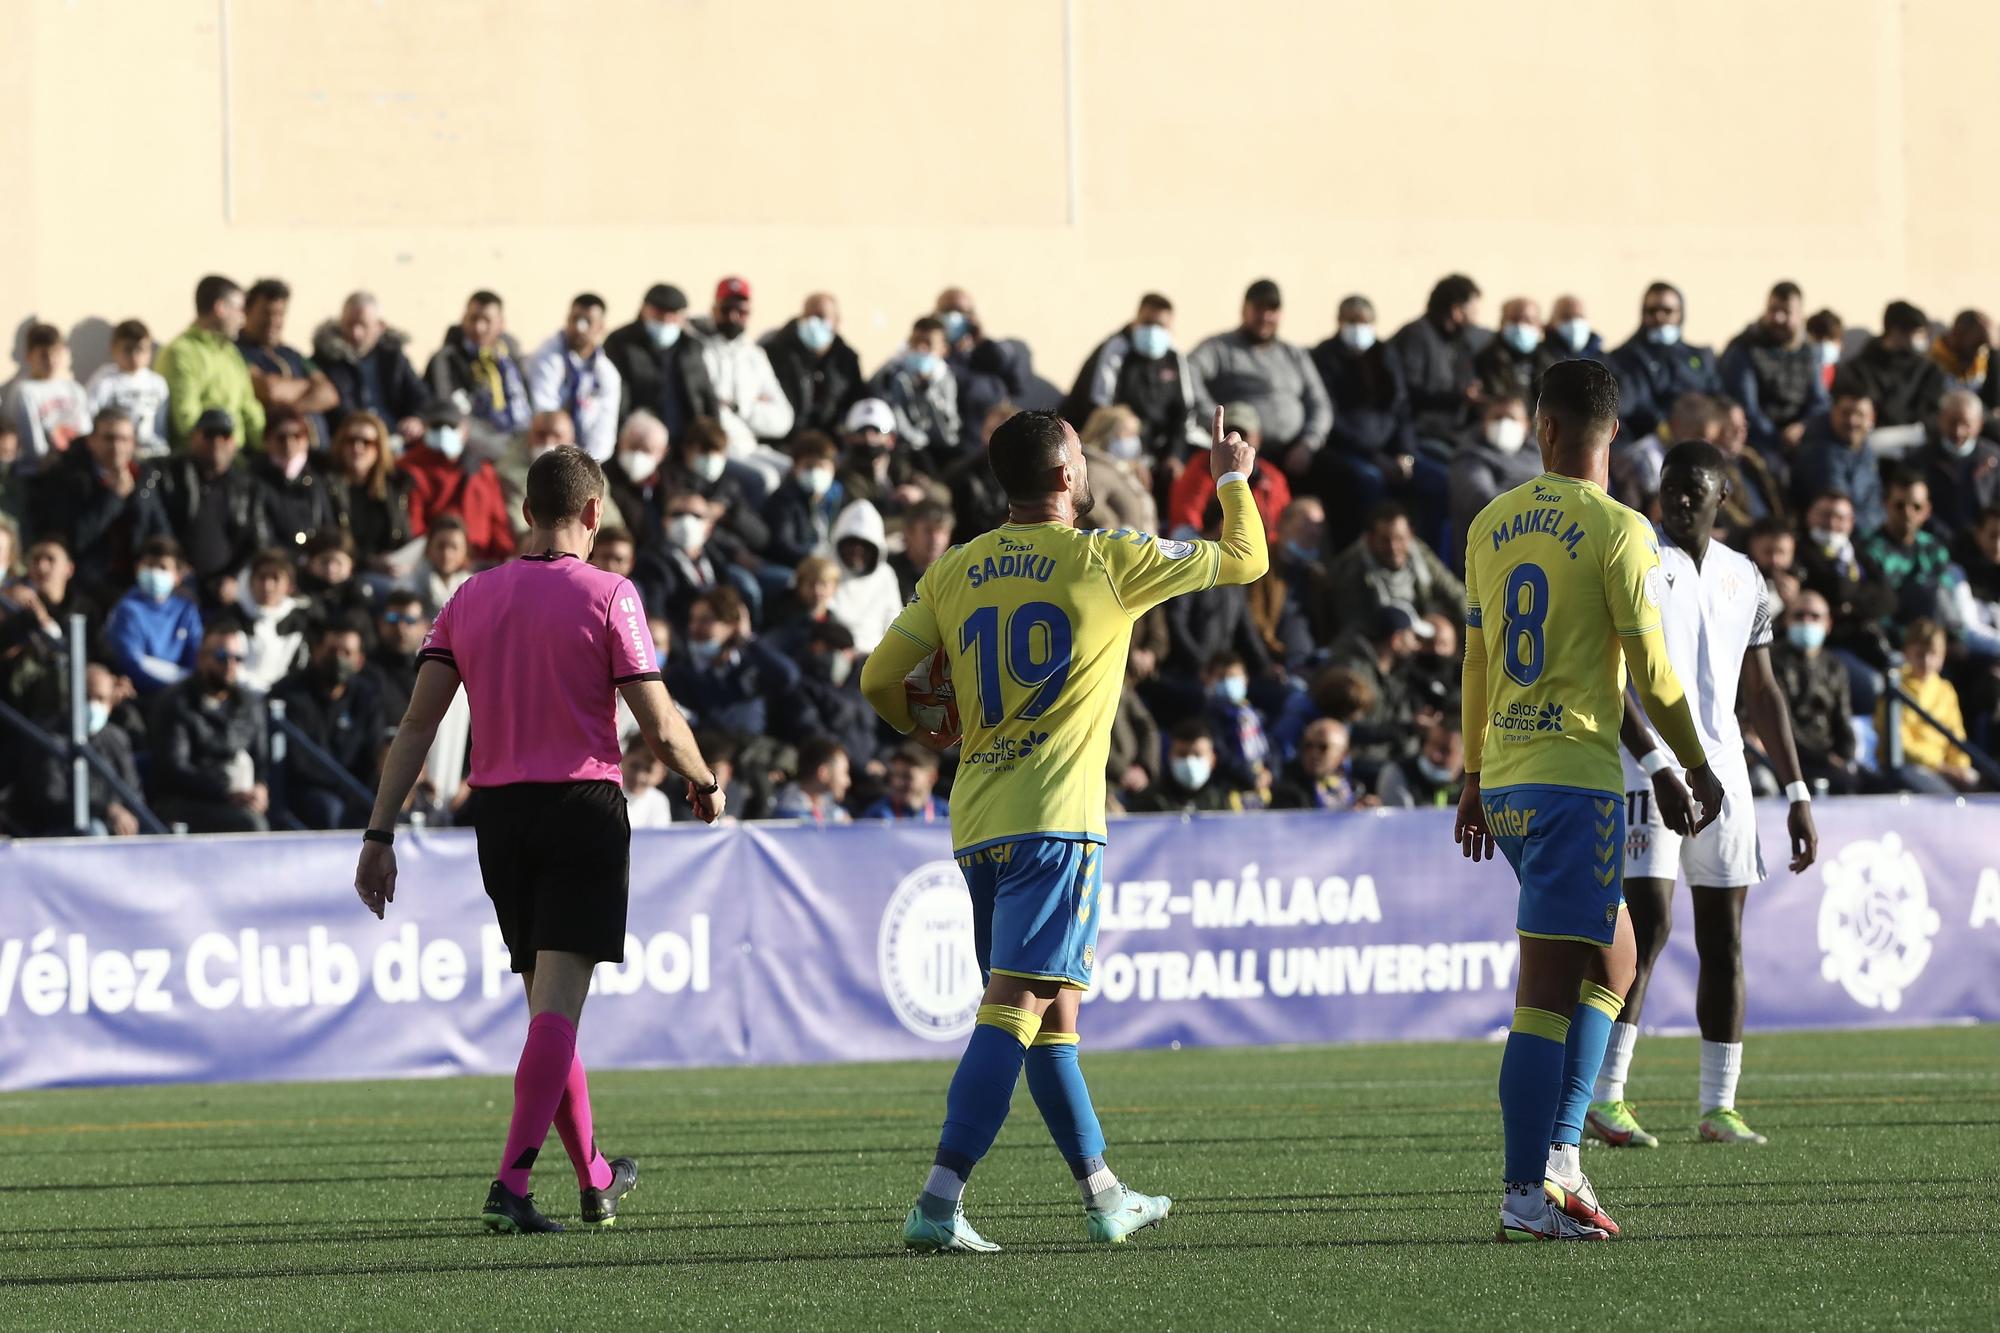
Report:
157,274,265,451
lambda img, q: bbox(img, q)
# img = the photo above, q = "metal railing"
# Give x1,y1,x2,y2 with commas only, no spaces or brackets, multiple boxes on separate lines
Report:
1880,666,2000,788
266,697,377,832
0,702,170,837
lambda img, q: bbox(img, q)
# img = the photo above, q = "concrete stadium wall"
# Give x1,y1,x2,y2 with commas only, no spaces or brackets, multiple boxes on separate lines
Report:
4,0,1997,380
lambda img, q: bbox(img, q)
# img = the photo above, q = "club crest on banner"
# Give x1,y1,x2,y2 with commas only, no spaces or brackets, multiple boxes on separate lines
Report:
1817,833,1941,1011
877,861,982,1040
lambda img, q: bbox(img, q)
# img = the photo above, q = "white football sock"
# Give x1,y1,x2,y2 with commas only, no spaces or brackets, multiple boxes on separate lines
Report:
923,1165,967,1204
1545,1142,1579,1183
1593,1022,1639,1102
1080,1165,1119,1209
1699,1040,1743,1112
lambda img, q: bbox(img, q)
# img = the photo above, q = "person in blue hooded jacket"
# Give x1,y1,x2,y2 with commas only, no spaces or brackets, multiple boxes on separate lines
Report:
103,534,203,695
1609,280,1721,441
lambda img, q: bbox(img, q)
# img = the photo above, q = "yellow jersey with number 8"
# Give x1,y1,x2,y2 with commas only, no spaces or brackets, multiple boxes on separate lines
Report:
1463,471,1668,796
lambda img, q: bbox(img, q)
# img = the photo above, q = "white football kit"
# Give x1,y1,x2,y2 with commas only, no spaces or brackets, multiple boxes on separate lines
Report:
1621,536,1779,887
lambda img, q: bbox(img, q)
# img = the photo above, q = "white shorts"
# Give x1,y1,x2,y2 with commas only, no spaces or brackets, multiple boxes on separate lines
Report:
1621,770,1765,888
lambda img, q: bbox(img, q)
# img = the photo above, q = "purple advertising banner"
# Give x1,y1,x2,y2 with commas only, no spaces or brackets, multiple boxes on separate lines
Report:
1,799,1996,1090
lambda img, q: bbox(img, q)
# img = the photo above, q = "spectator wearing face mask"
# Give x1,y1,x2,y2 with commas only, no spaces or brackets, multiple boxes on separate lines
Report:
1796,489,1895,665
835,397,946,520
603,410,669,544
249,406,335,552
1768,590,1858,795
1127,719,1259,813
104,535,202,695
661,415,770,567
1062,292,1203,463
1791,388,1885,532
397,400,514,562
423,289,531,437
527,293,622,461
1375,718,1465,808
1807,309,1847,390
828,500,902,652
1310,295,1425,548
235,548,310,694
1916,391,2000,540
633,491,722,633
763,433,845,566
933,286,1040,435
602,283,720,438
1388,273,1489,450
1201,651,1271,793
1609,280,1721,442
1535,295,1608,377
1077,405,1158,535
313,291,428,443
762,292,864,439
1191,278,1333,475
322,411,414,567
1268,717,1364,811
1719,280,1828,453
1836,300,1947,429
665,586,801,737
695,276,795,485
890,499,955,604
869,317,962,453
270,615,382,829
1473,296,1546,404
1447,392,1540,568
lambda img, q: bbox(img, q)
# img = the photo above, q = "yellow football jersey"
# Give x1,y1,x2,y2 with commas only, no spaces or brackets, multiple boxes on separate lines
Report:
1463,471,1673,795
878,503,1242,854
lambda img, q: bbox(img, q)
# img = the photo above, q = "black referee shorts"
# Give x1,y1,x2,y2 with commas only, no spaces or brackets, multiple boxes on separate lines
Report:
470,780,630,972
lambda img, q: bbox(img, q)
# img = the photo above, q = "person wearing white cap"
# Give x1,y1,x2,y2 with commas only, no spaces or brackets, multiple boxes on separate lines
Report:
866,317,962,452
837,396,948,519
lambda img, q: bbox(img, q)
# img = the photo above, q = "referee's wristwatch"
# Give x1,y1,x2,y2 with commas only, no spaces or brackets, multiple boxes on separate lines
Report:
362,828,394,846
690,776,721,797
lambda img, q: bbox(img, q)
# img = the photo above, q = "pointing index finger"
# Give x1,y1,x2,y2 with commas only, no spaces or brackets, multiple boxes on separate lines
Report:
1212,405,1225,449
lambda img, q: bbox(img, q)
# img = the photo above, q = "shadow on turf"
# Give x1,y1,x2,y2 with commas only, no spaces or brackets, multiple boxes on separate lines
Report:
4,1222,1993,1290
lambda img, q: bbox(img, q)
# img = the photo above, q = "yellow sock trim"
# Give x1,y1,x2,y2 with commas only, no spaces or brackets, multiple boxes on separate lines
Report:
1578,981,1624,1021
976,1003,1042,1048
1031,1030,1080,1048
1511,1006,1571,1044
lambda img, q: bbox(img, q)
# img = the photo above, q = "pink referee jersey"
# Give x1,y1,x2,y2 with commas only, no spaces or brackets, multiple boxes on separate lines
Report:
416,552,657,787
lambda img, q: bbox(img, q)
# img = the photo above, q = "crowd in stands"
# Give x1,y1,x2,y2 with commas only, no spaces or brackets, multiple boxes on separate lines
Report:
2,269,1996,836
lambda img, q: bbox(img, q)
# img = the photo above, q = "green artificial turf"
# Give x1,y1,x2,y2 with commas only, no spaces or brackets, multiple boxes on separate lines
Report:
1,1027,1995,1332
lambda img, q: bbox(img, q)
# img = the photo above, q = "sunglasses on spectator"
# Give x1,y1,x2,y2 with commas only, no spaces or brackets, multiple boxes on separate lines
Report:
210,650,247,663
382,611,421,626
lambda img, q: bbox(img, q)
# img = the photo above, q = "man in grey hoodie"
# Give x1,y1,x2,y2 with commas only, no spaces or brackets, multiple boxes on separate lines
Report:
1189,279,1332,476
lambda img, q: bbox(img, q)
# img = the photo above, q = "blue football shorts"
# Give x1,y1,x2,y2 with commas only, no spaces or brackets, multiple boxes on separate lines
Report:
956,836,1104,990
1481,784,1625,946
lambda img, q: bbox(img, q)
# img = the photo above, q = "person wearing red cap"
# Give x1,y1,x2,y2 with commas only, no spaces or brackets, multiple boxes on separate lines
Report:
693,276,793,489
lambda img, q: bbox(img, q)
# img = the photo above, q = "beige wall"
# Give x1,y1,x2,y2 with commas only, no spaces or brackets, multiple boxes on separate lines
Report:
6,0,1997,382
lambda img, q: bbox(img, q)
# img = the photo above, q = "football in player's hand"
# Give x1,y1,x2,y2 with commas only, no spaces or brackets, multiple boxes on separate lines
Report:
904,647,961,746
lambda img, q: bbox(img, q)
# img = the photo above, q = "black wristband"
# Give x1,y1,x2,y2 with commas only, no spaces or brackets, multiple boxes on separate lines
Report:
691,778,720,796
362,828,394,846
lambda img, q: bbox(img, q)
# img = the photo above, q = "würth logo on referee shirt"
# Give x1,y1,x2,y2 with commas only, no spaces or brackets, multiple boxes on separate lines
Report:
619,596,647,662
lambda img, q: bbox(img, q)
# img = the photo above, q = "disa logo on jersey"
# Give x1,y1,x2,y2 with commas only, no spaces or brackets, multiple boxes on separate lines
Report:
878,861,983,1040
1817,833,1941,1011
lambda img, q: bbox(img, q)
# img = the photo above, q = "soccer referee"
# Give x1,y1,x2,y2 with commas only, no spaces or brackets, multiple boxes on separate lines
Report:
354,445,725,1234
